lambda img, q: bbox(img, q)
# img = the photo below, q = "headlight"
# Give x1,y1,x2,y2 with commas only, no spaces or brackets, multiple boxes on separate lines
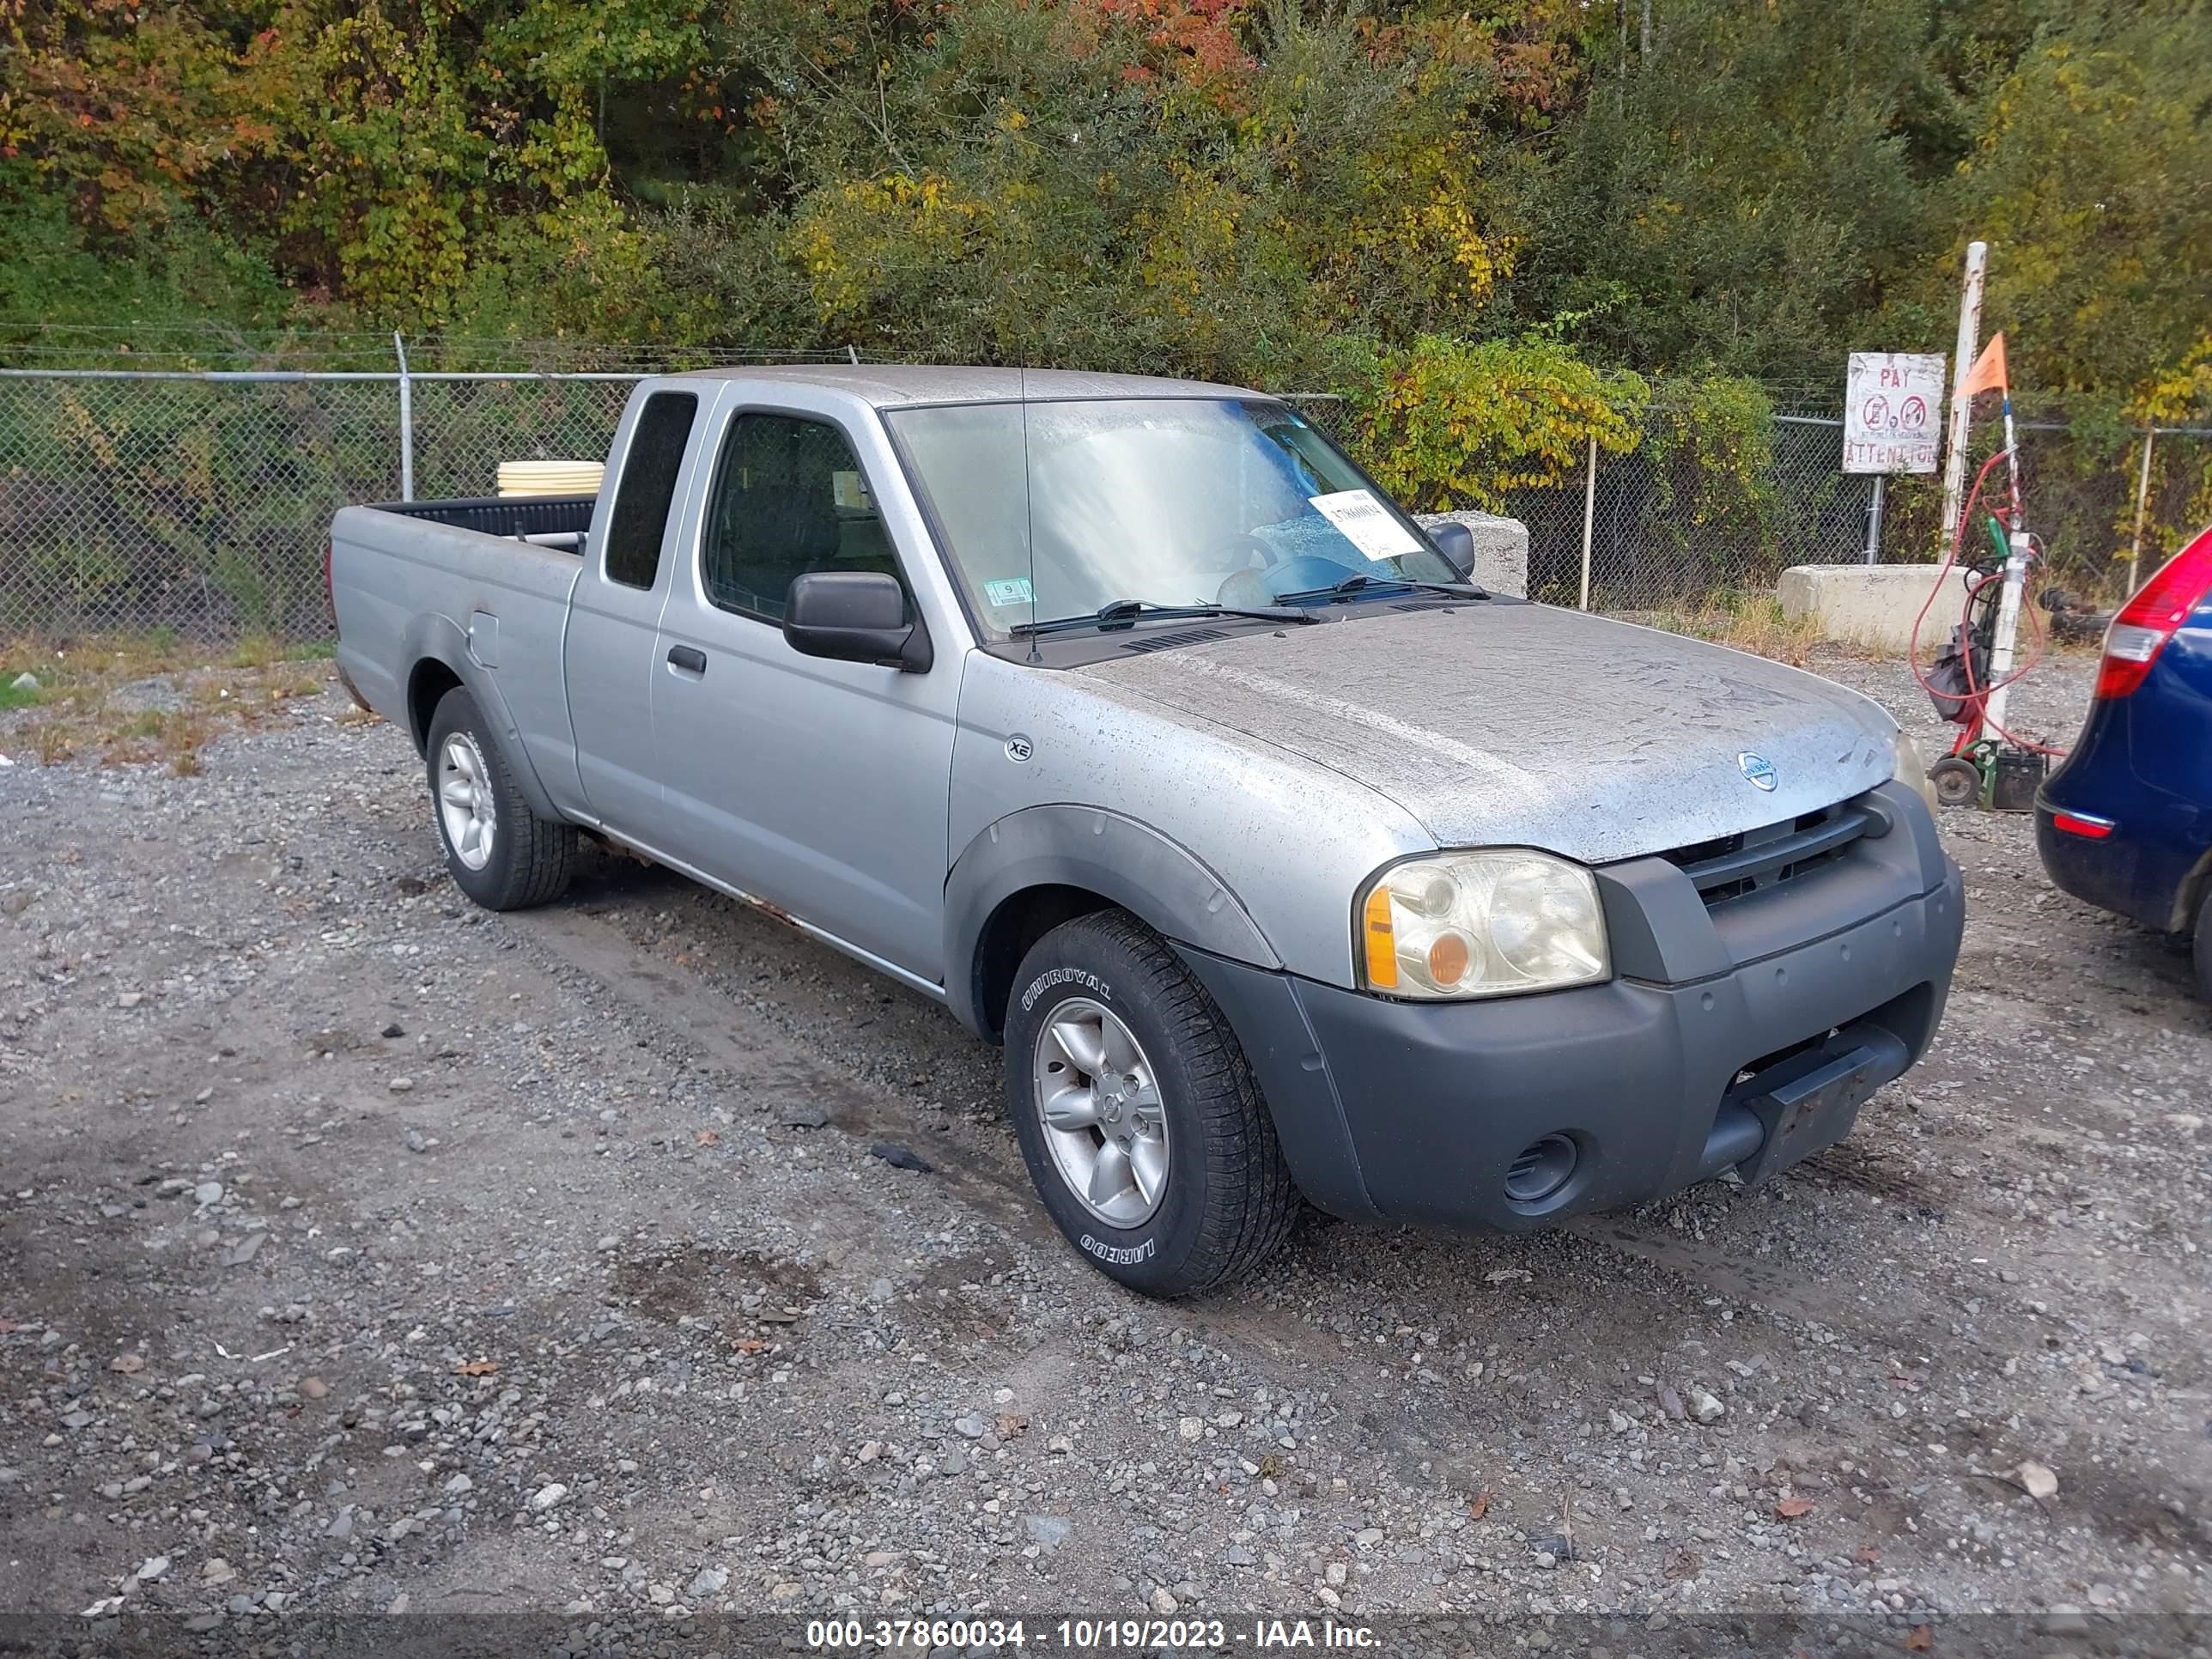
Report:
1892,726,1939,817
1357,850,1610,1000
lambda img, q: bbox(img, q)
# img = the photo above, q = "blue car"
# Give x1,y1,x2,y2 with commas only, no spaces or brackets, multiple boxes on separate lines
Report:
2036,526,2212,1003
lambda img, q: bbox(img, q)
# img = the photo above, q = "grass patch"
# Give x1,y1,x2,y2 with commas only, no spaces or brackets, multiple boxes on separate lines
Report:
222,631,336,668
1649,593,1832,666
0,629,349,768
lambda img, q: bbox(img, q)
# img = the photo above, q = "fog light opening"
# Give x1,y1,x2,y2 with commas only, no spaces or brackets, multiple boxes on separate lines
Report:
1504,1133,1578,1205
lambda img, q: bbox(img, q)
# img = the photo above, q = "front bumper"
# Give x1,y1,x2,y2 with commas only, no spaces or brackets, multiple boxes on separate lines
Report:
1180,781,1965,1231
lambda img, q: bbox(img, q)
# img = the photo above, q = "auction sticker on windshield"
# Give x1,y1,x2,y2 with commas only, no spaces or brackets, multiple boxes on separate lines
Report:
983,577,1035,608
1308,489,1421,560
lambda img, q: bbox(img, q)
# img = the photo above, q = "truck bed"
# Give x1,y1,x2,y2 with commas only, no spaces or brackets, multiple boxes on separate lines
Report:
366,494,597,547
330,495,601,807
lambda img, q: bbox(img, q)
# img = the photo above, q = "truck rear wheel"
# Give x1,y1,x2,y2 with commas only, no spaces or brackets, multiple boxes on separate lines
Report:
426,688,577,911
1003,910,1297,1297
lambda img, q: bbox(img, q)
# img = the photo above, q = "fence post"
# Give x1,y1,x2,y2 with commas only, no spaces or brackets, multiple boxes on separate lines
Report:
1863,473,1886,565
1577,435,1598,611
2126,425,2156,592
393,331,416,502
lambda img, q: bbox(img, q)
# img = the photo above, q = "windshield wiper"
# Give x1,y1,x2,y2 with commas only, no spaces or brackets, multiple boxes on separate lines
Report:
1274,573,1490,604
1009,599,1322,638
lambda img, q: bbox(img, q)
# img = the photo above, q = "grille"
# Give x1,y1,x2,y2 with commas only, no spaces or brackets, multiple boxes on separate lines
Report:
1661,799,1876,905
1120,628,1231,653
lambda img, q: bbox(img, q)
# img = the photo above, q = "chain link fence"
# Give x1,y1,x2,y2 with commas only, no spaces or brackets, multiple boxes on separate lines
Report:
1507,411,2212,615
0,334,860,640
3,343,2208,639
0,370,651,638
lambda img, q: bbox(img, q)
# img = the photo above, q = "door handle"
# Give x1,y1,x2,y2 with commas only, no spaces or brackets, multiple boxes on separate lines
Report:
666,645,708,674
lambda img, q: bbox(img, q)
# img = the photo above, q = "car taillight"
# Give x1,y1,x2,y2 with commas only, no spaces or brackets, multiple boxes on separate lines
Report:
2050,810,2114,840
2094,526,2212,699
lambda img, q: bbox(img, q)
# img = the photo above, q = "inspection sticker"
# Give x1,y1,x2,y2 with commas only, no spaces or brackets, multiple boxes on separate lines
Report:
1308,489,1421,560
982,576,1035,608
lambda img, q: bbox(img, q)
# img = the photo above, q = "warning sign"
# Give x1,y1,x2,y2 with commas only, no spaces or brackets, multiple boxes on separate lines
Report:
1844,352,1945,474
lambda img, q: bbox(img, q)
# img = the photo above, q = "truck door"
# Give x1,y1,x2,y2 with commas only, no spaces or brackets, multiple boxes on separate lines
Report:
647,399,961,983
566,389,704,828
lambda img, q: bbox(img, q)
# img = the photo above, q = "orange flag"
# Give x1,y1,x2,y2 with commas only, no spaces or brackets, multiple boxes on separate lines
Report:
1960,331,2008,398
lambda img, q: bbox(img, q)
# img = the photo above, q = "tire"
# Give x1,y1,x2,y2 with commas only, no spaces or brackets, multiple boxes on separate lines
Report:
1929,757,1981,809
1003,910,1297,1297
2194,889,2212,1006
425,687,577,911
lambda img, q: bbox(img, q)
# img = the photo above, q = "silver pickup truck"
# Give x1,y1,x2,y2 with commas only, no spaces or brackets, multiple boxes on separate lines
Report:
332,366,1963,1297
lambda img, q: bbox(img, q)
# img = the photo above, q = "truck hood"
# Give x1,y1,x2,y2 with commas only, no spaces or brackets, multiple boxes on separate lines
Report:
1068,603,1899,864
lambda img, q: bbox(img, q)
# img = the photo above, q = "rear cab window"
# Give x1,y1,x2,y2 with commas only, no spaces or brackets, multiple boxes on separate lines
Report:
602,391,699,590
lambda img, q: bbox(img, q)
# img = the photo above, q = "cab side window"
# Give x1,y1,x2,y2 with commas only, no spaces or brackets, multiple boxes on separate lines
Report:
602,391,698,590
701,413,901,623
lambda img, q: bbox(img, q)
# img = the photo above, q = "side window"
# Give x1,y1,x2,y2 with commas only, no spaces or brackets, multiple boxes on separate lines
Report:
701,412,899,623
603,392,698,589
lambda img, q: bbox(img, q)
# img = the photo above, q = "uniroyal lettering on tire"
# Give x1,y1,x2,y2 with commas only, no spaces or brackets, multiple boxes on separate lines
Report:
1018,966,1113,1014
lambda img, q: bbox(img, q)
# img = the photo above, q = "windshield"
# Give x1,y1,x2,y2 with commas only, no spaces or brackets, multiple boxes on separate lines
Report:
883,398,1460,635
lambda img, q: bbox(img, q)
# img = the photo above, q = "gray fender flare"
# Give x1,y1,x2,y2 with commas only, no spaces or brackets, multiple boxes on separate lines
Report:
943,805,1279,1036
401,613,563,824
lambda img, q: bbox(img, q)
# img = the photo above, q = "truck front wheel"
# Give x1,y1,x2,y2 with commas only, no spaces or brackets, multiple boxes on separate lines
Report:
1004,911,1297,1297
425,688,577,911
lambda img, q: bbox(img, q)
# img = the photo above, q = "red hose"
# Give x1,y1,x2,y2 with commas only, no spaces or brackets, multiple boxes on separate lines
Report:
1903,448,2067,759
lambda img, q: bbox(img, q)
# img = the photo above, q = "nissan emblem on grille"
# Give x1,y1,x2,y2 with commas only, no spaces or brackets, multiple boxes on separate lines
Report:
1738,752,1778,791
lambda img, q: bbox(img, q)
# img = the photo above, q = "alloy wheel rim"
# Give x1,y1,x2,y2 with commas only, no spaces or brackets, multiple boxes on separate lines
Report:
437,733,497,871
1032,998,1170,1228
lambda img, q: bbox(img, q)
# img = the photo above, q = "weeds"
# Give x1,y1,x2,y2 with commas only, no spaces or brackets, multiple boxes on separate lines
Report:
0,629,343,770
1648,593,1833,666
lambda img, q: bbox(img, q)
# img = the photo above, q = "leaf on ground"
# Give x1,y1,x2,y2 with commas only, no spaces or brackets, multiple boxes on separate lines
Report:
1905,1624,1933,1651
1855,1545,1881,1565
994,1413,1028,1437
109,1353,144,1374
734,1338,770,1356
695,1128,720,1146
1775,1493,1814,1519
1467,1491,1491,1521
452,1359,497,1376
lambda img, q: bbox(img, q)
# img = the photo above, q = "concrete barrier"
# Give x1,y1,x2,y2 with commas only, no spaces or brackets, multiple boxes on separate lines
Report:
1778,562,1969,653
1416,509,1528,598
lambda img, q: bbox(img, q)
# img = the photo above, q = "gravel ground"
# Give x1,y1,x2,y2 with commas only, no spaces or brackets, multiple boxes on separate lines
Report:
0,641,2206,1640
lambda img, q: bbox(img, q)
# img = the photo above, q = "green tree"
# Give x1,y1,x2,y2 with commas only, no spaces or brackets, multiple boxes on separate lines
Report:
1920,0,2211,408
1501,0,1943,380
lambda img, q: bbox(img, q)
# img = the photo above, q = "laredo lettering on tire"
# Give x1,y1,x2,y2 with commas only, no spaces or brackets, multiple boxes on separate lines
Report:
1004,910,1297,1297
425,687,578,912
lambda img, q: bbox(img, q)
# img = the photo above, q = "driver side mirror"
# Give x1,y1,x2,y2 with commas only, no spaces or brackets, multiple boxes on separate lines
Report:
1428,520,1478,580
783,572,933,672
